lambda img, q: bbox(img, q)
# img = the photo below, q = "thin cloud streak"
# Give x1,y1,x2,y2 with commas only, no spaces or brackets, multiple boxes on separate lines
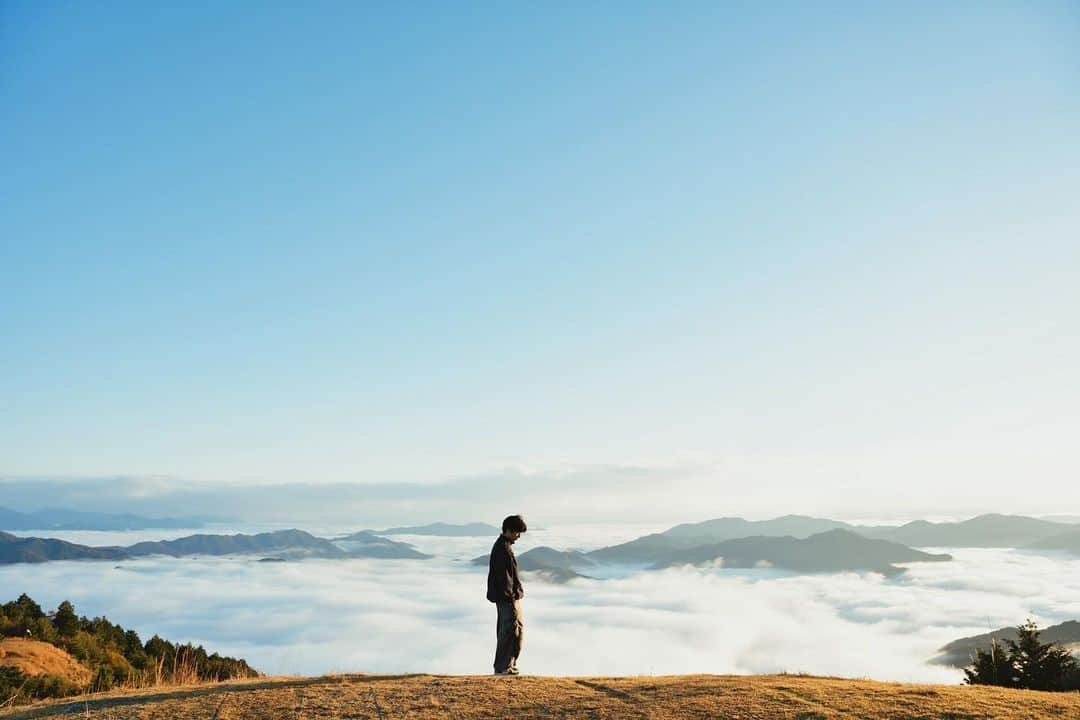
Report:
6,467,1076,527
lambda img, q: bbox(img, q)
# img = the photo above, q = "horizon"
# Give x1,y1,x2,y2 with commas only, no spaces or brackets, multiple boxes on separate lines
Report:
3,491,1080,528
2,473,1079,527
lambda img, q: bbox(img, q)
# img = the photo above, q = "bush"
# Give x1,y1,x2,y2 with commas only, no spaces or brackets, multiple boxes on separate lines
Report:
91,666,115,693
0,667,81,705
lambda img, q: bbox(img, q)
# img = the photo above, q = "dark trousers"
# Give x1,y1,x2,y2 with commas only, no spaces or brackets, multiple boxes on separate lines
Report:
494,600,523,672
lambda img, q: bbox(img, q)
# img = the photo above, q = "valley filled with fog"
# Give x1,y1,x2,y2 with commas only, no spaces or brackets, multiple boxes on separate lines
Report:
4,522,1078,682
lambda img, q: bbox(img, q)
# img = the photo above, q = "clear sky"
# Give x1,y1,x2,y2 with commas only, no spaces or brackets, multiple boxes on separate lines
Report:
2,2,1078,517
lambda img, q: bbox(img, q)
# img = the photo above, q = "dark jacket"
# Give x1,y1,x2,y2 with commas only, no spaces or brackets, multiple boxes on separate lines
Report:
487,535,524,603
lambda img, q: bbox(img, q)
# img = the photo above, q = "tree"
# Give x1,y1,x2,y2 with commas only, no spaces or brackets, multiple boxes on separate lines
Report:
1,594,47,635
15,594,45,622
1009,619,1080,691
963,637,1012,687
965,619,1080,692
52,600,79,638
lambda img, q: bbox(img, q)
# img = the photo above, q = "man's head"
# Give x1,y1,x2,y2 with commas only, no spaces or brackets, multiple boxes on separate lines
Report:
501,514,527,543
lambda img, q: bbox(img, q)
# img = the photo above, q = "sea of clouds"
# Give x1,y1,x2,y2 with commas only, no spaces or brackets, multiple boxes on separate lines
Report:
3,524,1078,682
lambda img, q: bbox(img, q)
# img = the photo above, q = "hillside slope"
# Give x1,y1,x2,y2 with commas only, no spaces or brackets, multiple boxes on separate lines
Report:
0,532,128,564
3,673,1079,719
0,639,90,686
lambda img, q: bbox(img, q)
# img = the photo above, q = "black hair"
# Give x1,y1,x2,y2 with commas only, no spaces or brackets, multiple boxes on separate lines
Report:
502,515,527,533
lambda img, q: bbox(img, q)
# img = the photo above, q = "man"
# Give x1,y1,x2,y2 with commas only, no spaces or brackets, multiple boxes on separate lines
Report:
487,514,526,675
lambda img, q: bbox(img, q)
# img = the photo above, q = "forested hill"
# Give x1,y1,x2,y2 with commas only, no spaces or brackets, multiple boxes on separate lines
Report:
0,594,257,706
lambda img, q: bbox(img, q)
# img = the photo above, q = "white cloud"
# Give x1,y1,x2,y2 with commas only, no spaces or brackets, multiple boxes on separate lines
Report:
2,531,1077,682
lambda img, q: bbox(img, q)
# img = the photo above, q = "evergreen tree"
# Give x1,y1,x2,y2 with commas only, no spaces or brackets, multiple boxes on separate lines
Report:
965,619,1080,692
16,594,45,622
53,600,79,638
1007,619,1079,691
963,637,1013,687
1,594,47,635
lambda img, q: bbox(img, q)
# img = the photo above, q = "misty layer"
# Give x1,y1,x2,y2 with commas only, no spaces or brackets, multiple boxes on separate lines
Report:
2,536,1078,681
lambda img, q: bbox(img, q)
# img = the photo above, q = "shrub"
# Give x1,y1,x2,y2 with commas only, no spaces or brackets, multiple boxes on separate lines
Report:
0,667,81,705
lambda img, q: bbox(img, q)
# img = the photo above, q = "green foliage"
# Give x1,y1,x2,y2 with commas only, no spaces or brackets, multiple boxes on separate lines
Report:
0,666,28,704
91,665,115,693
0,666,82,705
964,637,1012,687
965,619,1080,692
0,595,259,706
139,636,254,682
0,594,47,637
53,600,79,637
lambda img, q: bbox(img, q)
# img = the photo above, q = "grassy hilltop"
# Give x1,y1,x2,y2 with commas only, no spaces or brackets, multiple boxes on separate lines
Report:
3,673,1080,719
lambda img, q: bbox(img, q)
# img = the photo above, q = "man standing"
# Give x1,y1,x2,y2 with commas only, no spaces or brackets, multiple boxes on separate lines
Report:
487,514,526,675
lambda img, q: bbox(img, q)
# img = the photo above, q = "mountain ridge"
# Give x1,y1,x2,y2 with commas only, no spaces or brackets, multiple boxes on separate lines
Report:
645,529,951,576
0,529,430,564
360,522,500,537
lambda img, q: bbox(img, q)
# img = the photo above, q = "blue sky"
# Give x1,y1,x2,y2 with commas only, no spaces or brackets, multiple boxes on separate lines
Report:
2,2,1078,516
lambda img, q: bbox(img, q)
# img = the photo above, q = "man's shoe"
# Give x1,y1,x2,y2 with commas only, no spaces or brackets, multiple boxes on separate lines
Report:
506,667,520,675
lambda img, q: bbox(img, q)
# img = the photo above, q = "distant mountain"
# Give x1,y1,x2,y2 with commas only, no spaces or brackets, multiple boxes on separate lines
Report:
1025,529,1080,555
349,522,500,538
125,530,349,559
587,532,686,564
663,515,854,544
0,506,204,531
0,507,29,528
331,530,432,559
647,530,952,576
854,514,1073,547
517,547,595,583
471,546,594,583
1038,515,1080,524
471,531,947,579
0,528,429,564
588,513,1077,558
0,531,129,564
589,515,857,564
518,546,595,569
933,621,1080,667
124,529,430,560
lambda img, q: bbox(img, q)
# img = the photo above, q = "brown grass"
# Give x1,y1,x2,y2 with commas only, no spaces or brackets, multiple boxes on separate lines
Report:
1,672,1079,719
0,639,90,686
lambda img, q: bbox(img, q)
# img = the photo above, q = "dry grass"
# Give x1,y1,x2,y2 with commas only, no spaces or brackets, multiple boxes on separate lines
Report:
1,672,1079,719
0,639,90,686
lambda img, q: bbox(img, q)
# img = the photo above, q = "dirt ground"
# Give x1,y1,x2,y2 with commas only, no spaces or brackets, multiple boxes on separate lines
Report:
3,673,1080,719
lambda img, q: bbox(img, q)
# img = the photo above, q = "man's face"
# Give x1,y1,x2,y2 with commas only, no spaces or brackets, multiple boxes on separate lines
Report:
505,530,521,543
